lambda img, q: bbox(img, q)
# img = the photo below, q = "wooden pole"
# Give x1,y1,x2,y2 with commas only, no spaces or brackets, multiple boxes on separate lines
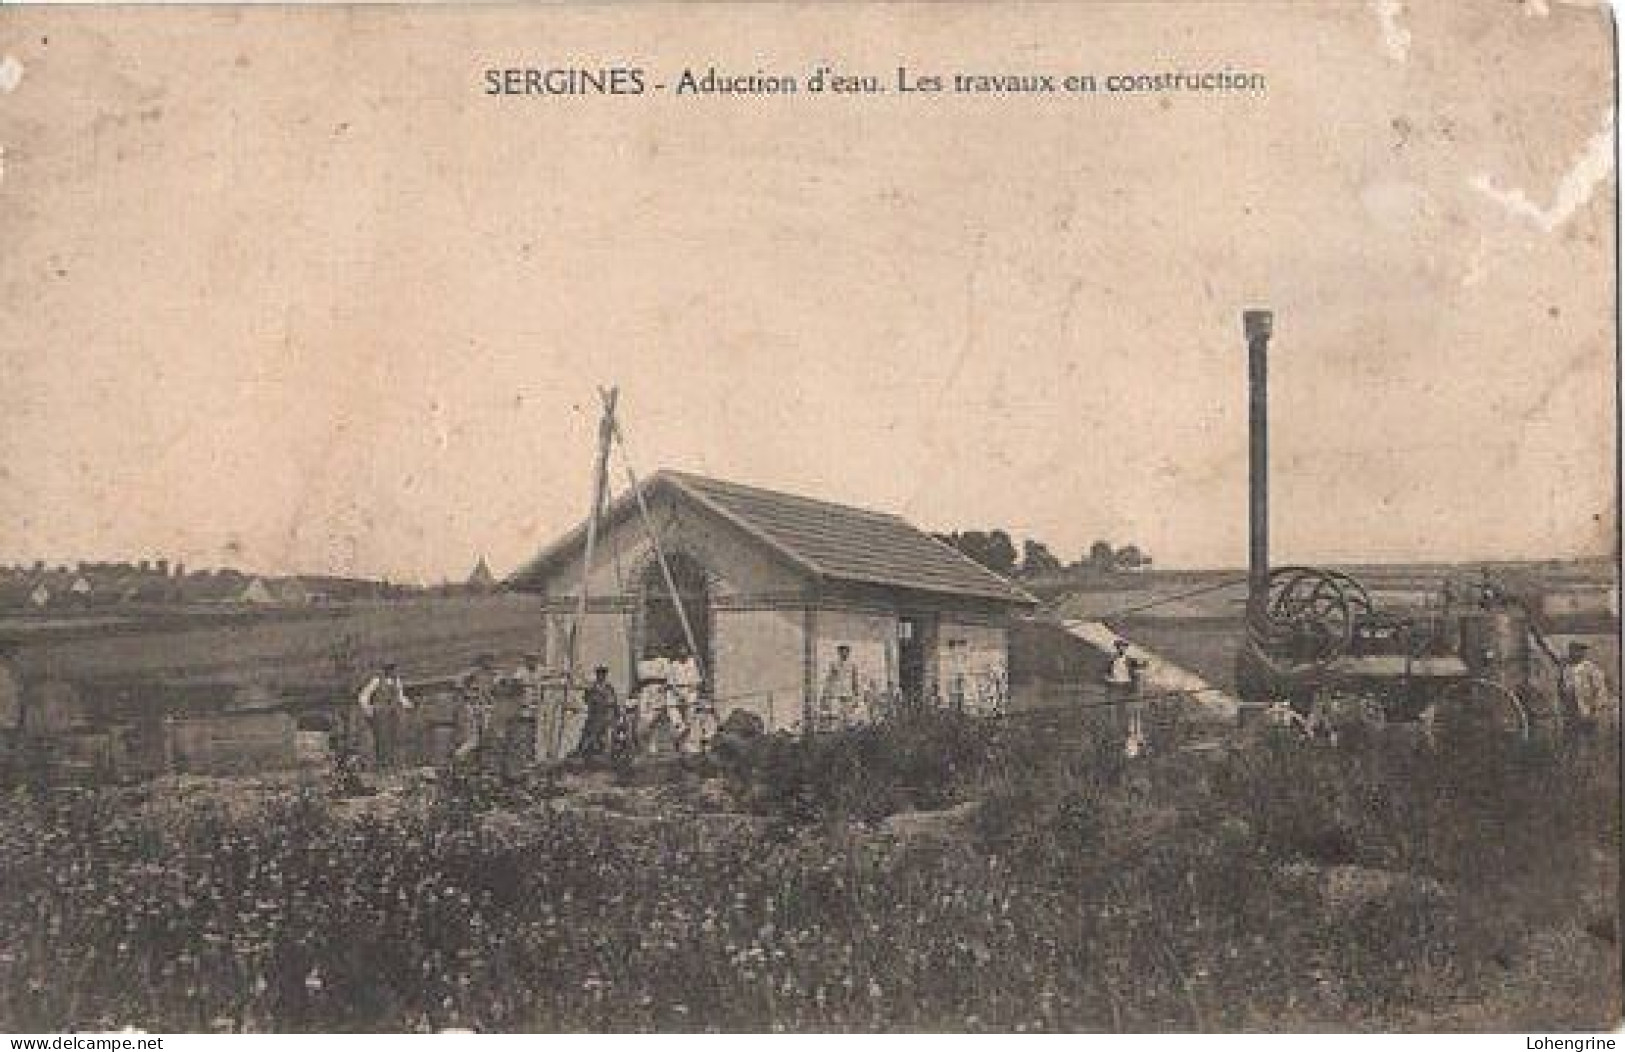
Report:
555,386,618,761
604,479,637,692
601,389,705,682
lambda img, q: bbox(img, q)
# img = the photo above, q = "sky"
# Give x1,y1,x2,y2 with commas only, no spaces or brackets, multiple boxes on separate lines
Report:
0,2,1615,583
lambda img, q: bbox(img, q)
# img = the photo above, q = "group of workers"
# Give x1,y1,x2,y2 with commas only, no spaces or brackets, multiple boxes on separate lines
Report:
351,653,550,775
354,639,913,769
620,647,718,758
349,645,723,775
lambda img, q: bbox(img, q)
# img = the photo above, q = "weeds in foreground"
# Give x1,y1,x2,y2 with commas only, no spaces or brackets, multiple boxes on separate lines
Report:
0,711,1615,1031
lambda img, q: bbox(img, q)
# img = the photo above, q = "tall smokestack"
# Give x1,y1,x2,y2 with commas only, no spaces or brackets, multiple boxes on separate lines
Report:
1244,309,1274,618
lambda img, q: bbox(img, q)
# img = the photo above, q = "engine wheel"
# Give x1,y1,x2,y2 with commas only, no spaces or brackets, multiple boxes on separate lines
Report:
1253,567,1358,668
1424,676,1530,744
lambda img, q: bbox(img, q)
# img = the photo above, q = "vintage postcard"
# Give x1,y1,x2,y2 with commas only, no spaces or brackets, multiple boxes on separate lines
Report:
0,0,1617,1035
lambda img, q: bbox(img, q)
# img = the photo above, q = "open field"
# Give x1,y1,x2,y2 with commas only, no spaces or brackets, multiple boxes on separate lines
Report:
0,707,1617,1032
0,596,551,780
2,596,544,691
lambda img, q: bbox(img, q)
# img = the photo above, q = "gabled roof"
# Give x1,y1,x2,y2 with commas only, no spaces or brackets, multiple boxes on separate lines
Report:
509,470,1037,606
236,577,278,603
467,556,496,589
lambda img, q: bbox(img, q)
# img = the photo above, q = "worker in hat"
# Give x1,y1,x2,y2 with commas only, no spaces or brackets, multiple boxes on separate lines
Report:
669,645,702,710
574,666,619,760
610,685,642,765
1103,639,1149,757
819,644,860,733
357,660,413,771
1560,641,1614,734
453,654,501,768
944,639,971,716
686,696,720,757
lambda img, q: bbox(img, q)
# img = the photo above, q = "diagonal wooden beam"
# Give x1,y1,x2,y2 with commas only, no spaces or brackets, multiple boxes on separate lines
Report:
602,387,705,684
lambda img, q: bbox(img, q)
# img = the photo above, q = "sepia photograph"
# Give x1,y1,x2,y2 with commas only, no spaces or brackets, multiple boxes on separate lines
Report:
0,0,1617,1035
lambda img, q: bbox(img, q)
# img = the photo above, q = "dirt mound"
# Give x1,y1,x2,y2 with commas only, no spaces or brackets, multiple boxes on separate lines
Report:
1279,860,1450,915
878,800,982,843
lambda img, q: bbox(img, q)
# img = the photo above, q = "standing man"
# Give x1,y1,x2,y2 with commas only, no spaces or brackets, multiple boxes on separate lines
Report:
633,650,670,754
611,687,643,765
1104,639,1148,757
357,661,413,771
669,646,702,701
668,646,702,749
687,698,720,757
453,654,500,768
514,652,561,761
669,644,701,702
821,644,860,732
986,662,1009,719
1561,642,1615,734
945,640,970,714
575,666,619,759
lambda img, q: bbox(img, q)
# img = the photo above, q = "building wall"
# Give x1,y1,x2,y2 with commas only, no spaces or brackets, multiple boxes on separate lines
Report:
544,601,810,733
542,489,807,604
714,606,806,733
539,597,1016,724
537,490,813,698
544,607,636,689
1541,587,1620,619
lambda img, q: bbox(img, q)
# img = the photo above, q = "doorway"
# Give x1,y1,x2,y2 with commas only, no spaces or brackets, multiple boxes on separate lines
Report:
639,551,711,670
897,613,936,706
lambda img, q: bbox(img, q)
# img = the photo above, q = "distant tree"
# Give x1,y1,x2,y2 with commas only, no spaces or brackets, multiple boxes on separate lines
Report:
1088,540,1116,571
1114,544,1151,571
1019,539,1064,578
955,531,994,571
935,529,1019,578
984,530,1017,577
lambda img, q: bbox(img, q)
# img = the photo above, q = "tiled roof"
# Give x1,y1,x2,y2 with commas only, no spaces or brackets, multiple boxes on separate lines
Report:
510,470,1036,605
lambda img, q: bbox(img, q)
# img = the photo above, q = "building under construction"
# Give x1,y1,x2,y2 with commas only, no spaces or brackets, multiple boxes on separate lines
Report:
508,470,1037,732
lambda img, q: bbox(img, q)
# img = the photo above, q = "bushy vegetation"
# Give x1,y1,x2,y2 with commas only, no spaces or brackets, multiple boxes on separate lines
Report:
716,710,995,824
0,710,1616,1032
